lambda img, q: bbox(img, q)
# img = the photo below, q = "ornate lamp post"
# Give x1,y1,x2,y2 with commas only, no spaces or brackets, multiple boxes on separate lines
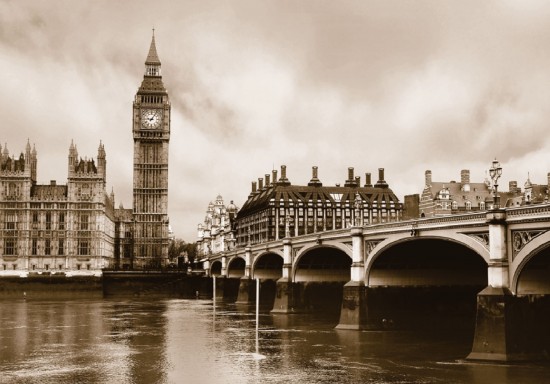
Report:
489,159,503,209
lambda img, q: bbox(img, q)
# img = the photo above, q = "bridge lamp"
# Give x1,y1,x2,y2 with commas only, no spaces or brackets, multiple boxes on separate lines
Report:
489,159,503,208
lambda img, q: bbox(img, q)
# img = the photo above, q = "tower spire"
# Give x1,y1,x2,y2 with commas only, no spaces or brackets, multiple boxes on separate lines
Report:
145,29,161,78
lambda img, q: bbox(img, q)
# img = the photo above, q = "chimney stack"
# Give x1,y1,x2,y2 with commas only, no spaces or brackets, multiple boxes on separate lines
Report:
355,176,361,187
461,169,470,185
272,169,278,184
308,166,322,187
425,170,432,187
509,181,518,194
375,168,388,188
345,167,356,187
364,173,372,187
265,174,270,187
251,181,257,194
258,177,264,190
279,165,290,186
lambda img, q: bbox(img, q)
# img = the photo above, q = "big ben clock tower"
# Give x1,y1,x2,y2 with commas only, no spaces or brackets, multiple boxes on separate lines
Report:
132,31,170,268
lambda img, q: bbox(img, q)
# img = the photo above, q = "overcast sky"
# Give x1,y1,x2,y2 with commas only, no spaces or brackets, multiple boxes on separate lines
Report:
2,0,550,241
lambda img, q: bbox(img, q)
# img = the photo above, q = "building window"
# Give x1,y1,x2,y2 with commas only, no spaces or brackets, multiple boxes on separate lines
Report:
45,264,49,271
465,201,472,210
32,239,38,255
4,240,15,255
58,264,63,270
58,213,65,230
452,201,458,210
32,213,39,229
58,239,64,255
80,215,89,230
479,202,486,210
45,213,52,230
78,241,89,256
45,240,51,255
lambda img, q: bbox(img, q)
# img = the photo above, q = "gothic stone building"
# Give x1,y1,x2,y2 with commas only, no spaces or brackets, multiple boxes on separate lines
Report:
0,141,115,274
0,34,171,273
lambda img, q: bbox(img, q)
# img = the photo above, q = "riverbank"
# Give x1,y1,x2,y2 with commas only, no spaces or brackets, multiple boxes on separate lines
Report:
0,274,103,299
0,271,212,299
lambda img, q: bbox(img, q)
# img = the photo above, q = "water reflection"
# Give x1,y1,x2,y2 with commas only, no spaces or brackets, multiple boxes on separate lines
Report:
0,298,549,383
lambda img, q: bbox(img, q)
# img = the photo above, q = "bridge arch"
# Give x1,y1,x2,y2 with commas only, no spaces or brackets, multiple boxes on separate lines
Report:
365,233,489,282
364,235,487,330
291,244,352,312
293,244,352,282
511,231,550,294
366,235,487,286
252,251,284,280
227,256,245,278
210,260,222,276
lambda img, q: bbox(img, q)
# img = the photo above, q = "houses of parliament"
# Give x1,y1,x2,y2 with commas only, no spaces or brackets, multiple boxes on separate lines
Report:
0,34,170,274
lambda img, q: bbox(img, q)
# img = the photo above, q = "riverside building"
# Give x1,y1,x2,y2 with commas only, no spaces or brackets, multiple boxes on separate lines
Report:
0,141,115,275
233,165,402,246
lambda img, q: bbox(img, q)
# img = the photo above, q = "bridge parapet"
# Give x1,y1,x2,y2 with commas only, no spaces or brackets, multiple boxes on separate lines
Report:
506,203,550,222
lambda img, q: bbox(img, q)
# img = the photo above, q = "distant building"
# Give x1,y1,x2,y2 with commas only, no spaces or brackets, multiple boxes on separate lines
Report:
196,195,238,258
233,165,402,246
503,175,549,207
418,170,493,218
416,169,550,218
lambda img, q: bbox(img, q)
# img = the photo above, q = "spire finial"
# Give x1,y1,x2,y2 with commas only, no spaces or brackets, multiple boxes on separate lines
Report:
145,30,161,65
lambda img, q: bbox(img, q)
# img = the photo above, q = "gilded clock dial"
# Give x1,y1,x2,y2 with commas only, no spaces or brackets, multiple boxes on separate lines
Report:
141,109,162,129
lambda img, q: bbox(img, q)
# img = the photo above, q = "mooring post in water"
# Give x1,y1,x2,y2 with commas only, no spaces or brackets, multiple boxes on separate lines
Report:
256,277,260,354
256,278,260,332
213,275,216,305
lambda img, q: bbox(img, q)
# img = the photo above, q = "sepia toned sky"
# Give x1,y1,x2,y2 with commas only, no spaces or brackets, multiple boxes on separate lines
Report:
2,0,550,241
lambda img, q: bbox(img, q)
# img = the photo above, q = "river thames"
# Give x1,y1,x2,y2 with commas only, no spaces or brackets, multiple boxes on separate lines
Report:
1,298,548,383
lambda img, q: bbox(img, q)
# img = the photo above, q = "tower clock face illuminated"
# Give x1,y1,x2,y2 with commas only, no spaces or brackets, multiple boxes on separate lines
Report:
141,109,162,129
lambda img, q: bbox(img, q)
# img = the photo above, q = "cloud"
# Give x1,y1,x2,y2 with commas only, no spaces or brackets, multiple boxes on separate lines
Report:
2,0,550,241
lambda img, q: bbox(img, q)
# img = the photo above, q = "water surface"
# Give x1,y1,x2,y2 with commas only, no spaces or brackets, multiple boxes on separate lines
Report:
1,298,548,383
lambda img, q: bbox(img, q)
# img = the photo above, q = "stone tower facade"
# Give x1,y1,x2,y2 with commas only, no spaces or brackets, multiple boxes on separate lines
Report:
132,32,171,268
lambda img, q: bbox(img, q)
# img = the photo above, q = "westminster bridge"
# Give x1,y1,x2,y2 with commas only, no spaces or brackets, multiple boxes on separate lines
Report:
201,204,550,362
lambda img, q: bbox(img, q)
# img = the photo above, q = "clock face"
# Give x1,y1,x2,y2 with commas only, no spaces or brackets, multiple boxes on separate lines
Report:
141,109,162,129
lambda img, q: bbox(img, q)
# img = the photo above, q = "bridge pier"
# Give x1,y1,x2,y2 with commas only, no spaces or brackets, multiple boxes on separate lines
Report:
271,278,296,313
468,210,545,361
467,287,542,361
272,239,295,313
336,281,369,330
337,227,370,329
236,277,255,304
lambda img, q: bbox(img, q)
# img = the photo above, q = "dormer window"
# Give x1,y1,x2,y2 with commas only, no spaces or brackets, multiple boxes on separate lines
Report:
465,201,472,210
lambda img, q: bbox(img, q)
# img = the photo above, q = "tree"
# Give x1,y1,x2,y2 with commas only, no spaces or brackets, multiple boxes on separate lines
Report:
168,238,197,264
